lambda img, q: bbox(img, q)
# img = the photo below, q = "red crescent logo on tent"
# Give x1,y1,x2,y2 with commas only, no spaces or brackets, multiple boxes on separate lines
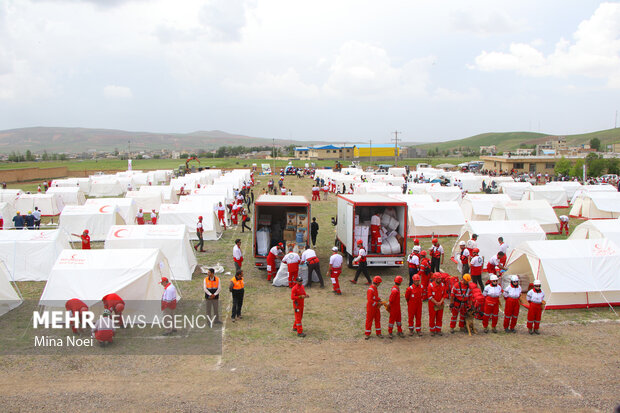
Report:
99,205,111,213
114,229,128,238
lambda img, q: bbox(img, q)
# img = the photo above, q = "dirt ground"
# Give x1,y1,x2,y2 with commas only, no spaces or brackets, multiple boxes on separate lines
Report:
1,174,619,412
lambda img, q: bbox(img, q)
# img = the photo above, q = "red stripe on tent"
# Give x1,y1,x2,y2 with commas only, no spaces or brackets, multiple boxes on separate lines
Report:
552,205,569,209
408,234,458,238
545,302,620,310
546,232,560,235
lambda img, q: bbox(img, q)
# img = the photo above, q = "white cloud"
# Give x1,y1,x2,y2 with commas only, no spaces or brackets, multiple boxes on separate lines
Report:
471,2,620,88
199,0,256,42
323,41,434,98
103,85,133,99
450,9,526,35
431,87,480,102
223,68,319,99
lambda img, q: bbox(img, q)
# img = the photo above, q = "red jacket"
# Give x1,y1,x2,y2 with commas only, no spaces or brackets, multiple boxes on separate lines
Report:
428,281,447,304
367,285,381,308
291,284,306,305
102,293,124,309
405,284,423,303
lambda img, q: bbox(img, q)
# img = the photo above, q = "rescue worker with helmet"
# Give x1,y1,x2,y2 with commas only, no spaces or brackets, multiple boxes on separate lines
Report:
449,274,472,333
407,246,420,286
417,250,431,299
457,241,470,275
405,274,424,336
469,248,484,291
291,276,308,337
429,238,444,273
427,273,447,336
503,275,521,333
387,276,404,338
365,276,384,339
482,274,502,333
527,280,545,334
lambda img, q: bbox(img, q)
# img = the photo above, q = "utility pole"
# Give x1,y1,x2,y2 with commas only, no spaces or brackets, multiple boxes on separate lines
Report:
615,109,618,128
369,139,373,168
391,130,401,166
272,138,275,175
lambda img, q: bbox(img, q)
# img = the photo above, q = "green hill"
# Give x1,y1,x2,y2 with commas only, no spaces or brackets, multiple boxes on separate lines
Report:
416,128,620,152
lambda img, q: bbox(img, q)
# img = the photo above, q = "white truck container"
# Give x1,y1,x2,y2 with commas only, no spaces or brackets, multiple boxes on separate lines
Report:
253,195,311,268
336,194,408,267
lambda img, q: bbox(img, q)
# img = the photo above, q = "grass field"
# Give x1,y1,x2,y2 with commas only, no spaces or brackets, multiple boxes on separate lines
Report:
0,174,618,411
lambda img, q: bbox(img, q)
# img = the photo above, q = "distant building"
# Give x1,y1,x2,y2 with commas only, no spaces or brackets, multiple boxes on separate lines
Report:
479,145,497,155
612,142,620,152
514,148,534,156
294,145,354,160
481,155,586,175
407,147,428,158
354,144,400,158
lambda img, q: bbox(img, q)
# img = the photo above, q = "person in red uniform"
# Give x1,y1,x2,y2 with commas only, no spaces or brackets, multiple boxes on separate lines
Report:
71,230,91,249
136,208,145,225
311,185,320,201
405,274,424,336
92,309,115,346
370,212,381,253
195,216,205,252
449,274,472,333
418,250,431,299
482,274,502,333
231,203,240,225
365,276,384,339
217,202,227,230
291,277,308,337
469,248,484,291
527,280,545,334
429,238,444,273
486,252,506,275
503,275,522,333
407,246,420,286
65,298,89,334
150,210,157,225
267,243,284,281
102,293,125,328
388,275,404,338
282,245,300,286
328,246,343,295
427,273,447,336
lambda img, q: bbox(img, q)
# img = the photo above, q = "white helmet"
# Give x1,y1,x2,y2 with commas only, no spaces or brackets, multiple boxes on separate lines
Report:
489,274,498,281
413,246,421,252
459,241,466,246
510,275,519,283
533,279,542,286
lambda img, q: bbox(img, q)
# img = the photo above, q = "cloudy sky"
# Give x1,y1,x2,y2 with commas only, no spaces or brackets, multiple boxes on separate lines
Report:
1,0,619,143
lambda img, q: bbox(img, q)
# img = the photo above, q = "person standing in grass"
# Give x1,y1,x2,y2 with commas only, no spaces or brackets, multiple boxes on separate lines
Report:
230,270,245,322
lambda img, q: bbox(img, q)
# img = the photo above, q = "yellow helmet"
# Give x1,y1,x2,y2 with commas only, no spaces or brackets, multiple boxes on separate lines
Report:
463,273,471,282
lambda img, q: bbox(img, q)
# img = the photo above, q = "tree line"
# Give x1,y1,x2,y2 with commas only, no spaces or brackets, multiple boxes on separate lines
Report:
555,153,619,177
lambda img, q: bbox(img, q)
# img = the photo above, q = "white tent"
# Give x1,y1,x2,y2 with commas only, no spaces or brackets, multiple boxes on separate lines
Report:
355,183,402,195
89,177,124,197
452,174,484,193
0,202,17,229
59,204,125,241
546,181,582,200
0,189,22,206
85,198,138,225
570,184,617,204
569,192,620,219
406,201,465,237
104,225,197,280
388,193,434,204
158,203,222,241
139,185,179,204
569,219,620,246
0,260,22,317
499,182,532,200
460,194,511,221
451,220,546,265
388,167,407,177
506,239,620,309
125,190,164,212
45,187,86,206
39,248,175,320
489,200,560,234
14,193,65,216
427,185,463,204
522,186,569,208
0,230,70,281
50,178,91,194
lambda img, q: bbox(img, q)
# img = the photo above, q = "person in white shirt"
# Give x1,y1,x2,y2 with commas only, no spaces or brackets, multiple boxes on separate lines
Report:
482,274,502,333
466,234,478,254
370,213,381,253
328,246,343,295
301,247,324,288
503,275,522,333
497,237,508,265
407,246,420,286
456,241,470,275
160,277,178,335
352,240,371,284
233,239,243,271
527,280,545,335
92,309,115,347
486,252,506,275
282,246,301,287
32,207,42,229
559,215,569,236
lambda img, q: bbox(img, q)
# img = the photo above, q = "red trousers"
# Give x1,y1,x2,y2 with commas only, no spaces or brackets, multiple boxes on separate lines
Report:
137,217,145,225
293,301,304,333
288,267,299,287
330,268,341,294
559,221,569,235
407,299,422,332
365,305,381,336
482,296,500,328
266,254,276,281
420,273,430,299
450,304,467,329
218,211,226,229
503,297,520,329
388,306,402,334
312,192,319,201
428,303,443,332
231,212,238,225
527,302,543,330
